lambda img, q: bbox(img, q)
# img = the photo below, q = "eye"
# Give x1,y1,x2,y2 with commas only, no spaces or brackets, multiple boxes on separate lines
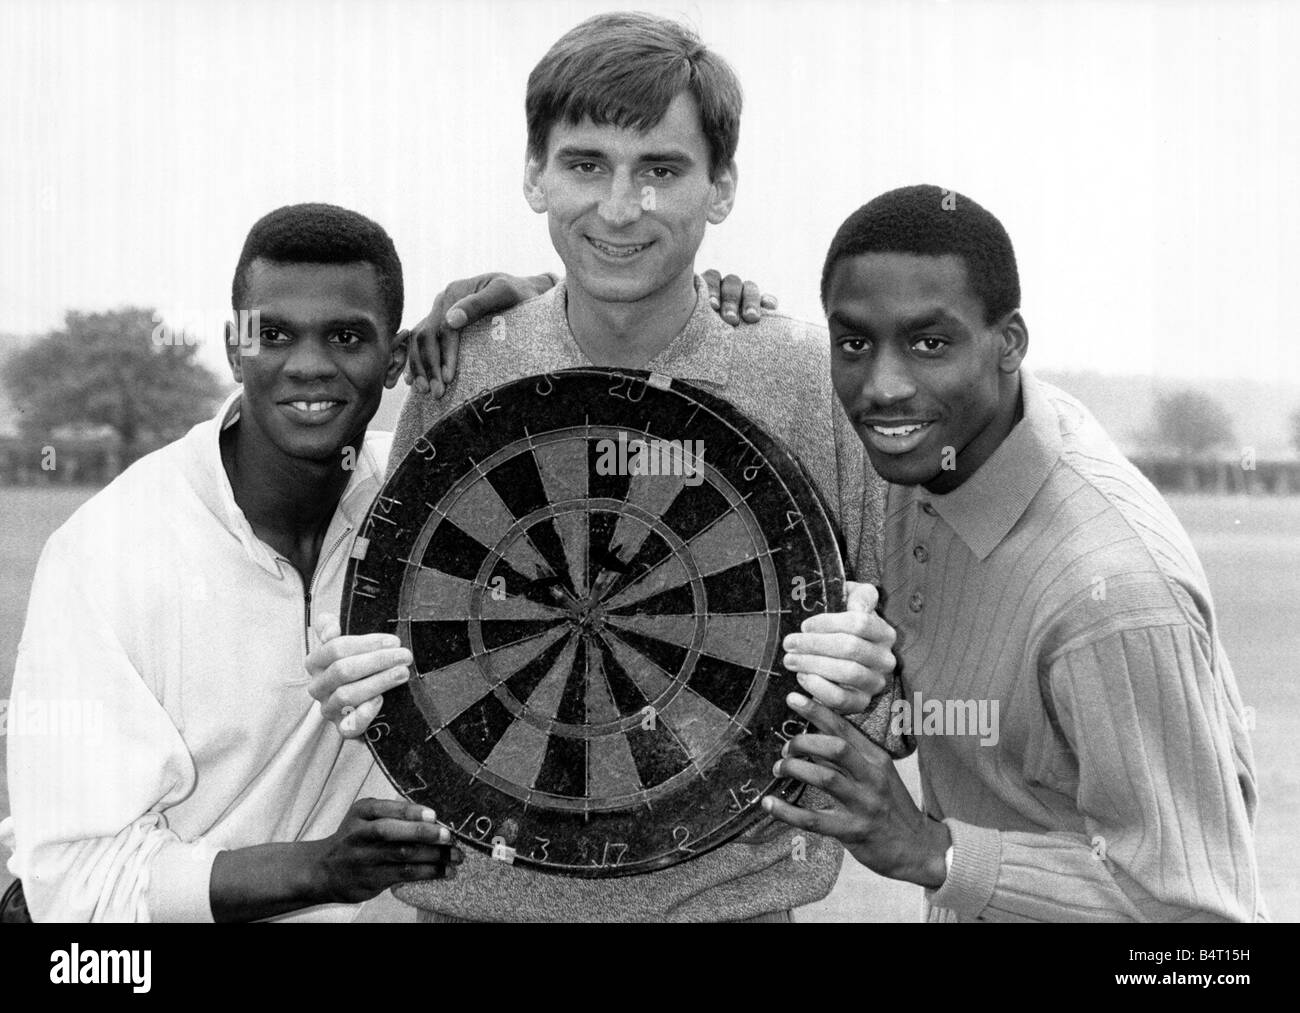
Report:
259,327,289,344
332,330,363,347
837,336,870,355
571,161,601,174
912,335,948,355
646,166,676,180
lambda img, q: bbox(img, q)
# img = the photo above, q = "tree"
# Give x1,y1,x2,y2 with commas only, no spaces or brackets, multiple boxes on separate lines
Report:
1,307,225,465
1152,390,1235,459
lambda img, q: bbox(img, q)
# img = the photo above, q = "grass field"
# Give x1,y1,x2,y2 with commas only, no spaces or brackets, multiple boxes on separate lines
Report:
0,487,1295,921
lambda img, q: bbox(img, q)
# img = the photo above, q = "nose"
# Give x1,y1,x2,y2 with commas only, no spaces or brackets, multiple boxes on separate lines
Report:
283,336,339,380
597,169,643,228
861,344,916,408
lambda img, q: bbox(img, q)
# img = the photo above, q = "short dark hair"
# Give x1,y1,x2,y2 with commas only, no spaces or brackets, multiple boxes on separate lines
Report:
525,11,743,181
821,185,1020,325
231,203,404,333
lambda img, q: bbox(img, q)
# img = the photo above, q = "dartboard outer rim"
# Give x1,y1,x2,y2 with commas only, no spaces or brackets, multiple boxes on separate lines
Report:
342,366,846,878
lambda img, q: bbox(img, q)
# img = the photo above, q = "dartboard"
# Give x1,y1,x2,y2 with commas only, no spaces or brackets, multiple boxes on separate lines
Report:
343,367,844,877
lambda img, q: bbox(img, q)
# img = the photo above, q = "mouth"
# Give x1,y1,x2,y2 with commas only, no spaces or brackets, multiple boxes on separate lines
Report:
586,236,653,259
278,399,346,424
857,419,936,455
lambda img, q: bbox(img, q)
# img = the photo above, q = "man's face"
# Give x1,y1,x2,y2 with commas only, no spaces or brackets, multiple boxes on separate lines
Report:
524,92,735,304
827,252,1022,492
227,259,405,463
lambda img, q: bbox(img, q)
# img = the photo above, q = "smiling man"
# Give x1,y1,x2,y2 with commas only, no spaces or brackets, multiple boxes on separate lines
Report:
765,184,1263,921
309,12,903,923
4,204,459,921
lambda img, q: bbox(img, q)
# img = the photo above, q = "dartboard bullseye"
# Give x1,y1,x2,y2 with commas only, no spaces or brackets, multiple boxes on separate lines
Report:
343,367,845,877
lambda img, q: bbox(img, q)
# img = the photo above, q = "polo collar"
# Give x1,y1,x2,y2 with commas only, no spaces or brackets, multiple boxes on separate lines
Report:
549,275,734,388
203,390,384,575
923,369,1062,560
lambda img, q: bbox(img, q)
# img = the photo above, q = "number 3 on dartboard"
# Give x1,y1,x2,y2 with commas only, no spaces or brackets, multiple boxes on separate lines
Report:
529,837,550,862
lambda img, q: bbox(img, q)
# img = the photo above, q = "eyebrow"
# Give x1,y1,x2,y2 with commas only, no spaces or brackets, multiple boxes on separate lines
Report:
827,307,965,334
256,313,378,332
552,145,696,168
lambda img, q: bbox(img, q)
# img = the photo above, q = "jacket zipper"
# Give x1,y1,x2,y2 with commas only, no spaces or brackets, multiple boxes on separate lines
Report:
283,521,355,655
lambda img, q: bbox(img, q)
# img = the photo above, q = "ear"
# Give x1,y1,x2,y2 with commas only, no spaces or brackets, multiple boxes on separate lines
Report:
224,319,244,384
706,160,738,225
997,310,1029,373
384,327,409,389
523,153,549,214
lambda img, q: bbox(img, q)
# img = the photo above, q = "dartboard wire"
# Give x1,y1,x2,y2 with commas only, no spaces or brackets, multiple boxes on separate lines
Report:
597,626,759,764
415,626,571,732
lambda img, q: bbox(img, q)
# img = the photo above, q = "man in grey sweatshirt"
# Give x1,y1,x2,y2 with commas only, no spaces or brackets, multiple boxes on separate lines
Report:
308,11,903,922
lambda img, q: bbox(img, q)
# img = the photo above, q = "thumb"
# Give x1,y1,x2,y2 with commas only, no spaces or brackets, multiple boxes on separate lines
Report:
845,581,880,613
315,612,342,643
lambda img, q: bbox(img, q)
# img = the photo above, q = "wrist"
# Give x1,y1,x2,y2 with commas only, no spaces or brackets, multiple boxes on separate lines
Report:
293,839,332,906
913,816,953,889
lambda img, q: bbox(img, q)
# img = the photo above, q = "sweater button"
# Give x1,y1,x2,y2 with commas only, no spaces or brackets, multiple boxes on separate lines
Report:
913,544,929,563
920,502,937,517
909,591,924,613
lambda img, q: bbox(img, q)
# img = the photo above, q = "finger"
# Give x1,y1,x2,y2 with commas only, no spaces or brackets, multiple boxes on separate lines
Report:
783,731,876,783
370,818,456,846
785,628,894,668
783,635,893,690
773,754,849,796
385,862,458,884
350,798,437,823
326,664,409,722
787,692,885,761
702,268,722,309
314,613,342,645
796,609,897,651
312,646,413,699
740,280,762,322
398,330,414,385
338,694,383,738
310,632,403,671
447,276,532,330
408,315,436,395
784,649,885,692
376,844,462,870
759,293,779,310
795,670,875,715
719,273,743,324
440,327,461,387
845,581,881,613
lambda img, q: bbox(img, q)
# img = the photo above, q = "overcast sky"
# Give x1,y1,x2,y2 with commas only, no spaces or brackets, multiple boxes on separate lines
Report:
1,0,1297,385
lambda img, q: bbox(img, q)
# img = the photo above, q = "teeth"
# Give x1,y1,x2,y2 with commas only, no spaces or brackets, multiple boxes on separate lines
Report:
872,423,927,437
589,238,648,257
290,401,339,412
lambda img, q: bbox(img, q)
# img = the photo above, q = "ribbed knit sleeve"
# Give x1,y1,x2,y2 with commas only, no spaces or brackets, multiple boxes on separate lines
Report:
929,622,1261,922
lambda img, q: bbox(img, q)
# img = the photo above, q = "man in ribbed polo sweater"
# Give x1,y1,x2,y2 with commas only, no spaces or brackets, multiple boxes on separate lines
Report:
766,184,1263,921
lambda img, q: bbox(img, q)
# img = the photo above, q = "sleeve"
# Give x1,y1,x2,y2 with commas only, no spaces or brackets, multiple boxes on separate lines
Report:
387,386,443,480
6,532,221,922
928,622,1261,922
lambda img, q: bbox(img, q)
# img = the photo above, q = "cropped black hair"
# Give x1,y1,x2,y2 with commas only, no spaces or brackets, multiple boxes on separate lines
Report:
231,203,403,333
821,184,1019,325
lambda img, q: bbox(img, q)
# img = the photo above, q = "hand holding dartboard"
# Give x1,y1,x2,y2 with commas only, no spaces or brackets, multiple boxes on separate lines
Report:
342,367,845,876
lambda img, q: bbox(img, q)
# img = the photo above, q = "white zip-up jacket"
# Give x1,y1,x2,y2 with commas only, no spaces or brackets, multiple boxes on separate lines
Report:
3,392,395,921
